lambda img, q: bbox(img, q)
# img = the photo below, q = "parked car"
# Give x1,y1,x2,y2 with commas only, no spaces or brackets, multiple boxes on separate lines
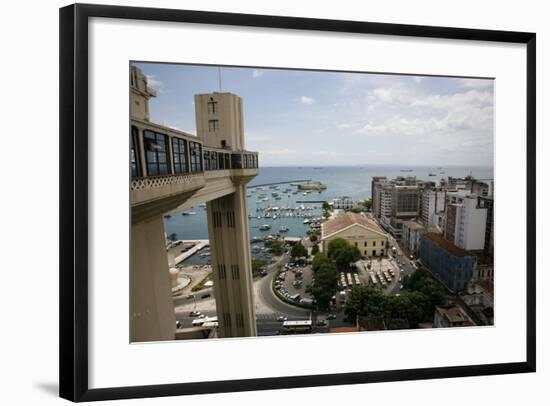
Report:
276,315,288,322
201,293,211,299
176,320,183,329
326,314,337,320
189,310,201,317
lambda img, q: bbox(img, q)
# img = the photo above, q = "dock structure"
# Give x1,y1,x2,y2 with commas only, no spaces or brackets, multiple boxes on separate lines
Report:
172,240,210,264
295,200,328,204
247,179,311,188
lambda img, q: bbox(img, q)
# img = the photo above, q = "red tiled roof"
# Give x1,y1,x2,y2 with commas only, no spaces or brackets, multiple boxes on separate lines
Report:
322,212,385,239
329,327,359,333
425,232,471,257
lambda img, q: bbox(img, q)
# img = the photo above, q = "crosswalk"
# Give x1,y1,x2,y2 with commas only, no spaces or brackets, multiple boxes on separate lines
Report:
256,313,278,320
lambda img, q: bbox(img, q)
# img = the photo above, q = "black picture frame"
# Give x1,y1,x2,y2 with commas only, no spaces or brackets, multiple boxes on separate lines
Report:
59,3,536,402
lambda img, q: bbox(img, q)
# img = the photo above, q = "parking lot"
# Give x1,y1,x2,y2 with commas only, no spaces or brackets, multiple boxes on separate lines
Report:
274,260,315,306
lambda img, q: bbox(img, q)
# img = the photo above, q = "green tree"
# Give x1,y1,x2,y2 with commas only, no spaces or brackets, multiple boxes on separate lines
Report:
309,261,338,309
309,234,318,243
327,238,349,259
290,242,308,258
312,252,331,273
403,268,446,315
251,258,268,275
311,244,320,256
344,286,390,322
167,233,177,242
344,286,432,328
322,201,332,211
266,240,284,256
327,238,361,271
362,198,372,211
348,207,362,214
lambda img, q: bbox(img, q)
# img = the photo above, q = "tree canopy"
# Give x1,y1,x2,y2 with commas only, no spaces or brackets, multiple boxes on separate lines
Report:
290,242,308,258
344,269,447,328
327,238,361,271
312,252,331,273
311,244,320,256
362,198,372,211
266,240,284,256
251,258,267,274
403,268,447,312
308,261,338,309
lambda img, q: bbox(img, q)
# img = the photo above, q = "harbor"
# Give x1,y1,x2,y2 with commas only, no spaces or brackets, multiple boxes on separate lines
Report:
164,166,494,266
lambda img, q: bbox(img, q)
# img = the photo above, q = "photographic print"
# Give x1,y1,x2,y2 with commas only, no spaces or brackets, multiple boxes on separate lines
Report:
130,63,495,342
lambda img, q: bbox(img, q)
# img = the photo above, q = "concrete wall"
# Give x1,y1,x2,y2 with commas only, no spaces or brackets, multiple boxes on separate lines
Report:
207,185,257,338
131,216,176,342
195,93,245,150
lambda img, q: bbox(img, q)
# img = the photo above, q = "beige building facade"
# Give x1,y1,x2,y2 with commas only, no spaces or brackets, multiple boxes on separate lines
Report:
130,66,258,341
195,92,245,150
321,212,389,257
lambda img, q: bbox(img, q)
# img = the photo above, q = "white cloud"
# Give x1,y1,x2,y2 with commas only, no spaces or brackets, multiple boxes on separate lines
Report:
300,96,315,105
252,69,263,79
145,74,164,92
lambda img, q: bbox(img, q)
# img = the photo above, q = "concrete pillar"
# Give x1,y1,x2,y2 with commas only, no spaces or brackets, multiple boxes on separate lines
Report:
206,185,257,338
131,215,176,342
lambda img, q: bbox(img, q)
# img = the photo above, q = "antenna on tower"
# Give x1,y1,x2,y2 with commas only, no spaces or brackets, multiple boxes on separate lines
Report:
218,67,223,92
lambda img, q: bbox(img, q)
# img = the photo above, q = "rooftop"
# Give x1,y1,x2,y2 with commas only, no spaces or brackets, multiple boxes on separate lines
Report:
329,327,359,334
357,317,410,331
425,232,471,257
476,279,494,295
402,220,425,230
322,212,385,239
436,305,470,324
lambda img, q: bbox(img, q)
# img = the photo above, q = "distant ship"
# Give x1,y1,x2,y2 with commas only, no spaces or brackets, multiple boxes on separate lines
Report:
298,181,327,190
181,211,196,215
259,224,271,231
279,226,289,232
428,173,436,176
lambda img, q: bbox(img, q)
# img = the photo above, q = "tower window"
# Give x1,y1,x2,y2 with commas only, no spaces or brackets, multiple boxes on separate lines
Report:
208,119,219,132
207,100,218,114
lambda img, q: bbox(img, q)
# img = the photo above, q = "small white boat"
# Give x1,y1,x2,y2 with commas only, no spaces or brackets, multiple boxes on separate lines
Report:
260,224,271,231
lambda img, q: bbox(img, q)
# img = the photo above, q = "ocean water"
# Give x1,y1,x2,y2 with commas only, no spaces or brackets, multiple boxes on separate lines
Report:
163,165,493,260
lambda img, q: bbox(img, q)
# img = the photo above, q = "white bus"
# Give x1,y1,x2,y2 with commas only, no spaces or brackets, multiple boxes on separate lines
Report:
192,316,218,327
281,320,313,334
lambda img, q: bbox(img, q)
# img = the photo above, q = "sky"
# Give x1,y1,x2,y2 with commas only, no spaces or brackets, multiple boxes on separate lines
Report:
133,62,494,167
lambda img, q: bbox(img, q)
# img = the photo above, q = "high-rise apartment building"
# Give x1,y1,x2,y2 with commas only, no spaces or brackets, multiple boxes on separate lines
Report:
444,192,488,251
392,185,420,219
371,176,388,218
421,188,446,228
